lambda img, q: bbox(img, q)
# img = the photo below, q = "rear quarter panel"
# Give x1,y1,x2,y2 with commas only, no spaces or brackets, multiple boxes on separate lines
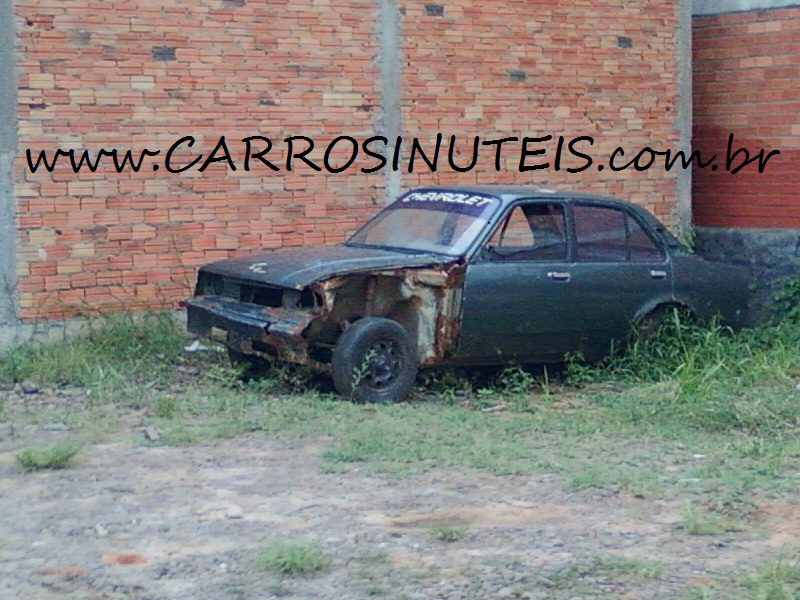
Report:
671,254,751,327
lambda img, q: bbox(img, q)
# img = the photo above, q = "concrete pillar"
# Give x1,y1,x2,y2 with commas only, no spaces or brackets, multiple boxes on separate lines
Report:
677,0,693,236
377,0,402,204
0,0,18,326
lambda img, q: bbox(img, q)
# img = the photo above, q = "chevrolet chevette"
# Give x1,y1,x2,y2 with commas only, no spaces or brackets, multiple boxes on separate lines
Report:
186,186,749,402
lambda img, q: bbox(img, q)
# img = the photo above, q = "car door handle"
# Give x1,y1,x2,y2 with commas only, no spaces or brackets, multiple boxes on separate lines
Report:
547,271,571,282
650,269,668,280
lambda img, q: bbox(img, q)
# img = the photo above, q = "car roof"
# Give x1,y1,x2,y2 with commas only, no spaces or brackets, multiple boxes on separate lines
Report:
407,185,641,211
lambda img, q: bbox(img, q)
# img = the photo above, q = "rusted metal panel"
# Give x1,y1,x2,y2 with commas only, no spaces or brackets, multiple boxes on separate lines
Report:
261,307,316,336
186,295,322,367
285,263,465,366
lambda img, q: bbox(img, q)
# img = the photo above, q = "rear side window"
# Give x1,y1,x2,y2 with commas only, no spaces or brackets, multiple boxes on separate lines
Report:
574,205,662,262
627,217,663,261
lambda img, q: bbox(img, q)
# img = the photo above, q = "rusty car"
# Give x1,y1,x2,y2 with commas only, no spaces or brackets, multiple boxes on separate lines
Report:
186,186,749,402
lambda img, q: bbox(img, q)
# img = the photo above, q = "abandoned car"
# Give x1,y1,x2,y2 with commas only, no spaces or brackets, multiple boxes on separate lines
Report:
186,187,749,402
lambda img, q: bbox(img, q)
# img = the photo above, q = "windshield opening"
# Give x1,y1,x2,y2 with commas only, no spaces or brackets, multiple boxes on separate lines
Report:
346,191,500,256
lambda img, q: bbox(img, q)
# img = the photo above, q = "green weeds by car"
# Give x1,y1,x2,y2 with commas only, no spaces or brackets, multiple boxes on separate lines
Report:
16,443,80,470
2,278,799,492
2,283,800,599
254,541,330,575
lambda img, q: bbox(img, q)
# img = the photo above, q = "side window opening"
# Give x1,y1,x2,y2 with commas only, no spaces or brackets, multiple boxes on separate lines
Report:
498,206,535,247
574,205,662,262
627,215,664,261
487,203,567,261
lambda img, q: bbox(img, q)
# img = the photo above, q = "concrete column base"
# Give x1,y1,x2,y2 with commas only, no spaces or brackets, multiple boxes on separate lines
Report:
695,226,800,322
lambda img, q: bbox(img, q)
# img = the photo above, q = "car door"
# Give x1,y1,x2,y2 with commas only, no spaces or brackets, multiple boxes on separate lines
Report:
564,202,673,360
457,200,579,362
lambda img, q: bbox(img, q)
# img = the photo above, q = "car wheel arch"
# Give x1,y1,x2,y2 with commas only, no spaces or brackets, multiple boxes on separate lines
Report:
633,300,697,327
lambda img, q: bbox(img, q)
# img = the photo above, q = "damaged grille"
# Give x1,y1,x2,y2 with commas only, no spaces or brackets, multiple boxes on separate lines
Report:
197,273,283,307
239,284,283,307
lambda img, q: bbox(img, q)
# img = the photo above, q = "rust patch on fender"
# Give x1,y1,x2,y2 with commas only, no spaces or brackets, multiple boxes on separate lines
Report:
188,260,466,369
316,262,465,365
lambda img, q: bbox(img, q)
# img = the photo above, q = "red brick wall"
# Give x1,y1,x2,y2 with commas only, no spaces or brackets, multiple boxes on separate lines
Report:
693,7,800,229
400,0,682,224
15,0,685,321
16,0,383,320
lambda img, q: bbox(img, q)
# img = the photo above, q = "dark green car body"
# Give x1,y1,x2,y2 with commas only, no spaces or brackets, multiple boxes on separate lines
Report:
187,186,749,372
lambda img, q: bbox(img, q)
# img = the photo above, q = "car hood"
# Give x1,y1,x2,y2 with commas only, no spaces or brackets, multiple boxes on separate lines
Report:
200,245,454,289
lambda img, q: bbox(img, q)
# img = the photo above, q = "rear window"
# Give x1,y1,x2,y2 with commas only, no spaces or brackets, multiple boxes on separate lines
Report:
573,205,662,262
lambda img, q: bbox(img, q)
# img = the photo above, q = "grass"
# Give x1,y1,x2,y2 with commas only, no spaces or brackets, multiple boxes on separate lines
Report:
1,298,798,495
683,553,800,599
254,541,330,575
567,310,800,437
16,443,80,469
430,522,470,542
674,501,731,536
2,309,798,500
566,463,659,497
742,553,800,599
3,300,800,598
592,556,663,579
348,551,397,597
0,312,185,391
154,396,179,419
544,555,664,596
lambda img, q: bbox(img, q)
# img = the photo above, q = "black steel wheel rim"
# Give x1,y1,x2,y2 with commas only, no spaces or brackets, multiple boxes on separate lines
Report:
363,340,402,389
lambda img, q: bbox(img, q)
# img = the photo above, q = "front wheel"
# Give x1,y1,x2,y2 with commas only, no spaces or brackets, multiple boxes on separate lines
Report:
331,318,418,403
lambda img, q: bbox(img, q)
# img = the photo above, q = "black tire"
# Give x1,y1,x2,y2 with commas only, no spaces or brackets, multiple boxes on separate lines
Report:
331,317,418,403
227,347,269,379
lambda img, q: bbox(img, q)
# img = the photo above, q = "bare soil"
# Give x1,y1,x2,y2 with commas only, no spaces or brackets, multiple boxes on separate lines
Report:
2,408,798,600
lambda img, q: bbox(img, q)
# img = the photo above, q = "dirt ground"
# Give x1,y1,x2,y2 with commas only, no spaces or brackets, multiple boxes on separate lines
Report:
2,407,799,600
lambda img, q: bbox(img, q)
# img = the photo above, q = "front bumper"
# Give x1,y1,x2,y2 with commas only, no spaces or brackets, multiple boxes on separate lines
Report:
186,295,319,366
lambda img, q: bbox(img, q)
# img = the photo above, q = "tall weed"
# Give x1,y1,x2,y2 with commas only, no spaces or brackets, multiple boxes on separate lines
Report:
568,308,800,436
0,313,185,387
